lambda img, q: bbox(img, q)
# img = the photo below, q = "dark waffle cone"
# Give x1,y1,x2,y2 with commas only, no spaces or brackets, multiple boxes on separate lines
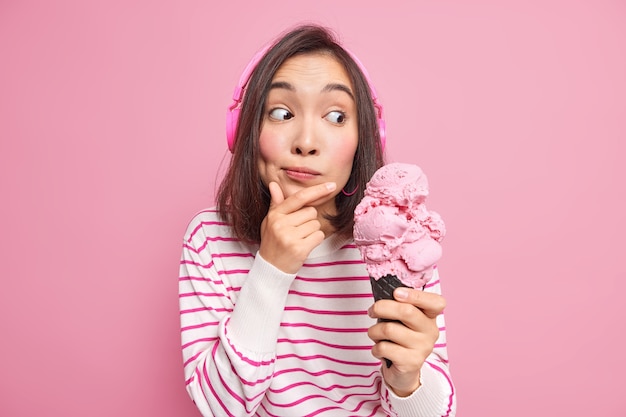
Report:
370,274,409,302
369,274,410,368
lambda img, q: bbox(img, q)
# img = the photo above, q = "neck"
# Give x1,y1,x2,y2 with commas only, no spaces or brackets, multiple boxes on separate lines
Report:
317,208,336,238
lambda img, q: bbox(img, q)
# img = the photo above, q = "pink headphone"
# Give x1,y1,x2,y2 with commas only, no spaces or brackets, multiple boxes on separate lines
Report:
226,44,386,153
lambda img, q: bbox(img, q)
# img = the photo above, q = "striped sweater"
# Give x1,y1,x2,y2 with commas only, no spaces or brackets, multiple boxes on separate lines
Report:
179,208,456,417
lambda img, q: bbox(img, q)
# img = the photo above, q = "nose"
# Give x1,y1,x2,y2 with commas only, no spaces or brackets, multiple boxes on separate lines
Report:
292,118,319,156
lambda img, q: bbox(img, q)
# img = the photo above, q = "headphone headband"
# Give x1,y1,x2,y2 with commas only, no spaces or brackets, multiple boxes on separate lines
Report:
226,42,386,153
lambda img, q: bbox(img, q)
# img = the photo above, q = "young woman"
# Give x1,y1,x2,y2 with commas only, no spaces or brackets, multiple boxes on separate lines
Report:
179,24,456,416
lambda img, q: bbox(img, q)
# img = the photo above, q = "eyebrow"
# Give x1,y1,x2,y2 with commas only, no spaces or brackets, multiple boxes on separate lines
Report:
322,83,355,101
269,81,355,101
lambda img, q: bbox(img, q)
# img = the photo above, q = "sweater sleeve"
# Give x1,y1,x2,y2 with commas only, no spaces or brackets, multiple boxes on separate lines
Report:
179,216,296,417
379,269,457,417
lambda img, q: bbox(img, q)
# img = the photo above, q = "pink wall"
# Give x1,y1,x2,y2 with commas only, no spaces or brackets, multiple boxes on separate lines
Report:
1,1,624,415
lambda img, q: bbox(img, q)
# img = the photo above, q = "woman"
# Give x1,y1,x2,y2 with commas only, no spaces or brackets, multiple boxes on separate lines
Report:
179,24,456,416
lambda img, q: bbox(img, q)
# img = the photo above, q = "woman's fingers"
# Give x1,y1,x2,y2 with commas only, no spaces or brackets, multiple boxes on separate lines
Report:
393,287,446,319
269,181,337,215
260,182,336,273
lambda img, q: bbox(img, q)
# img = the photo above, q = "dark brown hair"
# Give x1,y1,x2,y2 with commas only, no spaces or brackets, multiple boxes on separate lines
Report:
217,24,385,243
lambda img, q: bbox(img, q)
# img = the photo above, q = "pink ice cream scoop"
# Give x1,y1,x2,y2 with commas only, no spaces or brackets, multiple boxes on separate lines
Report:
354,162,446,290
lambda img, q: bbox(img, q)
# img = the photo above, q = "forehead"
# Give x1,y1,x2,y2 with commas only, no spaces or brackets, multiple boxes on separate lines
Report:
272,52,352,86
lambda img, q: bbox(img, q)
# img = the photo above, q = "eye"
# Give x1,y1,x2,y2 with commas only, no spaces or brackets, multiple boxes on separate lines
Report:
268,108,294,121
325,110,346,124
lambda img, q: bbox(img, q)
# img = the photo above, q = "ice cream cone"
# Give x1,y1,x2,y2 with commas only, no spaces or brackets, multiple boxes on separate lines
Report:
369,274,408,302
356,163,446,369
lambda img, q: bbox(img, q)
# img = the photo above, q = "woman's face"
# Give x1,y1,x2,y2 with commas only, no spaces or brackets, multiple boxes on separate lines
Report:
258,52,358,215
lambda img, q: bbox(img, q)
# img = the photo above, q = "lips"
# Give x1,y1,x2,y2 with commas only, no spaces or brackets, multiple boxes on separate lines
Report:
284,166,321,181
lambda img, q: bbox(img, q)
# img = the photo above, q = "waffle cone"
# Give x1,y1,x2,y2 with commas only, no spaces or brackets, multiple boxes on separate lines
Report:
369,274,409,302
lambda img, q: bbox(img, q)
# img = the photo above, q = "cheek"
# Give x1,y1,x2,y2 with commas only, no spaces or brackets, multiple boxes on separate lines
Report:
258,129,282,163
331,133,359,166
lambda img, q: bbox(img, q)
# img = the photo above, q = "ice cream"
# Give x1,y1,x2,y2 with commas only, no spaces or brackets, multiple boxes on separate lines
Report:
354,162,445,298
354,162,445,367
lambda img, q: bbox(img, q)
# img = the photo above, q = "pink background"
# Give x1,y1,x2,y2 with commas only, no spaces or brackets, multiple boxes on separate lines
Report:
1,0,624,415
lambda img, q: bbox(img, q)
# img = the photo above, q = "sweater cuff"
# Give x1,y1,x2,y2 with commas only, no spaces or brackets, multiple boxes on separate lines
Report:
388,361,455,416
227,252,296,353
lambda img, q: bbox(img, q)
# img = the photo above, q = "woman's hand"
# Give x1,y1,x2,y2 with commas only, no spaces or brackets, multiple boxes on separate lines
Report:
367,287,446,397
259,181,336,274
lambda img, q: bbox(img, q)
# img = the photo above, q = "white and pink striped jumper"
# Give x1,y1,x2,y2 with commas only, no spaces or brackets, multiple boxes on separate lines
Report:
179,208,456,417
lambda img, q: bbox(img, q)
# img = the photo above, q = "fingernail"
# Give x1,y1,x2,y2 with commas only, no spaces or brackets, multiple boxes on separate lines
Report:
367,306,373,317
326,182,337,191
395,288,409,300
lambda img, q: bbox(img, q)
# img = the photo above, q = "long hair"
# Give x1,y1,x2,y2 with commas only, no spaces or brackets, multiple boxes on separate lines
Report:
217,24,385,243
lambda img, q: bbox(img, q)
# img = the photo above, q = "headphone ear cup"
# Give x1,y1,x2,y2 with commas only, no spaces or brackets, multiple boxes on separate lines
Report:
226,107,240,153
